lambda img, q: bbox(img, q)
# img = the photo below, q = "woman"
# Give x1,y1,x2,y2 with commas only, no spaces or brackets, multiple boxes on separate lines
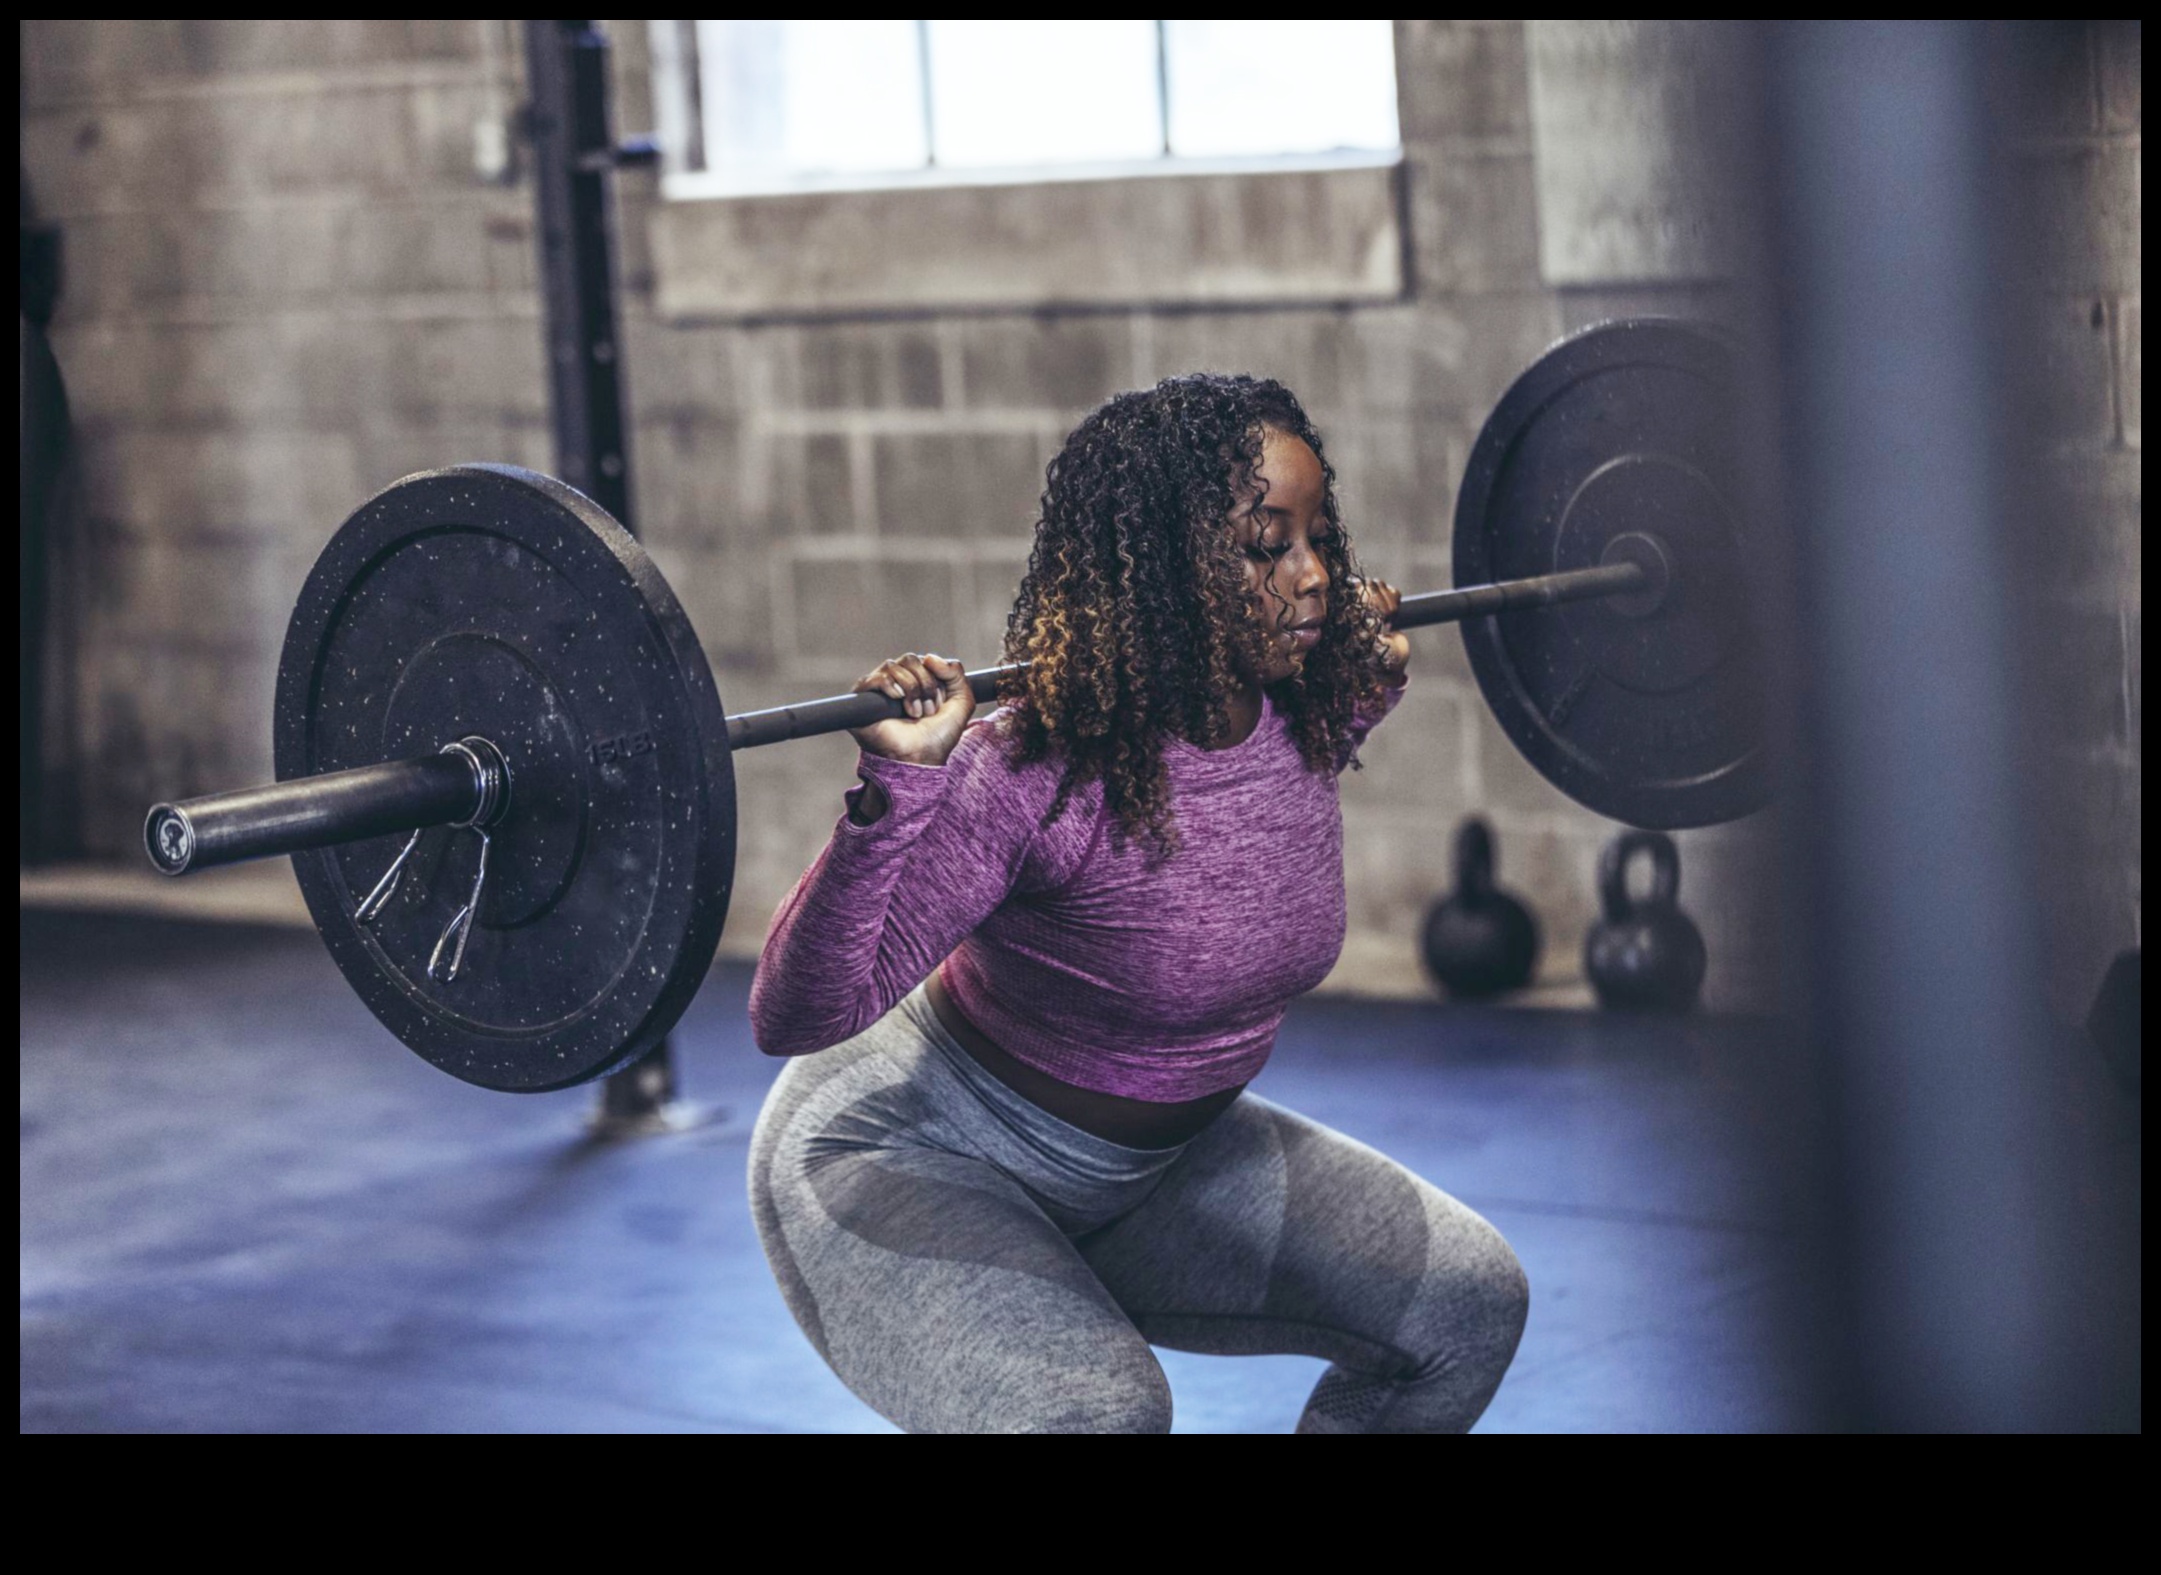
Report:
748,374,1528,1433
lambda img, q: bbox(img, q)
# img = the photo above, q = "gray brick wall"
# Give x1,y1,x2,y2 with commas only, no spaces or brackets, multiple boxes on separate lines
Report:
20,20,2139,1014
1999,20,2144,1020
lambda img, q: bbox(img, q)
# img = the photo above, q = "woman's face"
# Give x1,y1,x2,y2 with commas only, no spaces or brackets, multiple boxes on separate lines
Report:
1233,427,1333,684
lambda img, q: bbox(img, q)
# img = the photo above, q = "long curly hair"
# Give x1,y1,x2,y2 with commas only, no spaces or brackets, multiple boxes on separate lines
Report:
996,373,1390,857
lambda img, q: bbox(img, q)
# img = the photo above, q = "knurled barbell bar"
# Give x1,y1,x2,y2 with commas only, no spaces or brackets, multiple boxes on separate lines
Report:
136,318,1766,1092
145,554,1659,877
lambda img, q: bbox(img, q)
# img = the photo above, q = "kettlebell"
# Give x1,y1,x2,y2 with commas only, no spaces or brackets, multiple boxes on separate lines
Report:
1421,818,1540,999
1584,830,1706,1012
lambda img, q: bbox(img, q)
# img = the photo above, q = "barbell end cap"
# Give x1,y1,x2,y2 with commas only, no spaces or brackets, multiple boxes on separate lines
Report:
1599,532,1675,619
144,805,197,876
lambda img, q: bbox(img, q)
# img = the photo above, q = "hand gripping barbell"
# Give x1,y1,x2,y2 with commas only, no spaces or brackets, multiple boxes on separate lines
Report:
140,319,1767,1091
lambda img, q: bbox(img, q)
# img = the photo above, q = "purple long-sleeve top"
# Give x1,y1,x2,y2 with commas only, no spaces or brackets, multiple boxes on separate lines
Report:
748,681,1404,1102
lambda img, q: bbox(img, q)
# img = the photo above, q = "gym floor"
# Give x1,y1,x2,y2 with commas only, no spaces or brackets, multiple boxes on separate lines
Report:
20,909,1812,1433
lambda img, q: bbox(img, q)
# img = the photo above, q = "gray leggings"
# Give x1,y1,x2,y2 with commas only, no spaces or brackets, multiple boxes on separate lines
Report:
748,987,1529,1433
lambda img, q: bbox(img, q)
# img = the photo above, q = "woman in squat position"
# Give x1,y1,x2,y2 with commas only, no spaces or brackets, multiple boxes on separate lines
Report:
748,375,1528,1433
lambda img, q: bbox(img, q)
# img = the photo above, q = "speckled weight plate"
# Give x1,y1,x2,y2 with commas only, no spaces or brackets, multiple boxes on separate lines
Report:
1453,319,1771,829
274,465,734,1091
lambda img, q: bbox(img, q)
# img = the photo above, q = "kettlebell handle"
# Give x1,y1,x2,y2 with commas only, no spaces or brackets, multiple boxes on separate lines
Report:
1453,817,1496,895
1599,830,1681,920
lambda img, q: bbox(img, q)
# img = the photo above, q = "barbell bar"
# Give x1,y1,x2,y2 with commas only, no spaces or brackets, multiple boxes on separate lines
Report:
145,556,1657,879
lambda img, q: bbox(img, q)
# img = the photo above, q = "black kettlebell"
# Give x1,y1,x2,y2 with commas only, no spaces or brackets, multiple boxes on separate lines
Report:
1584,830,1706,1012
1421,818,1540,999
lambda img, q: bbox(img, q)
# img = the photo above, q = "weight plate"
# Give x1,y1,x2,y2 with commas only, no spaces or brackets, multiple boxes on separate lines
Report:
274,465,735,1091
1453,319,1769,829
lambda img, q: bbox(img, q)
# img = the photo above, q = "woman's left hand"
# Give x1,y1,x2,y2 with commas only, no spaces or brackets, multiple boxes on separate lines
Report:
1363,578,1412,684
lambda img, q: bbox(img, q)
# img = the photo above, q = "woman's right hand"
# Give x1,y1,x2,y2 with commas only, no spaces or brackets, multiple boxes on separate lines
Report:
849,653,975,766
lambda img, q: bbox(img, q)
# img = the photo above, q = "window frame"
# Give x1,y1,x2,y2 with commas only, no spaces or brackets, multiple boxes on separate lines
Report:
646,19,1402,204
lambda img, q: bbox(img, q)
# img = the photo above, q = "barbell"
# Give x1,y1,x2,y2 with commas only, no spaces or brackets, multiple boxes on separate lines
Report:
139,318,1767,1091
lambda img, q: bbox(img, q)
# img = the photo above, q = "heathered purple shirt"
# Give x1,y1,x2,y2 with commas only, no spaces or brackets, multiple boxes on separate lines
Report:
749,681,1404,1102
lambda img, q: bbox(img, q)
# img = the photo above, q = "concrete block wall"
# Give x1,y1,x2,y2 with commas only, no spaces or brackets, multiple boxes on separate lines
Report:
21,20,2134,1013
1998,20,2143,1021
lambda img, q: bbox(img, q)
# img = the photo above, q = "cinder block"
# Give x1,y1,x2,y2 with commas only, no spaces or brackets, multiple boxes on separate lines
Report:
1408,148,1543,295
651,162,1402,318
339,202,492,297
2015,144,2142,296
643,541,775,674
22,21,187,103
185,205,347,303
1407,294,1566,416
41,212,173,320
783,551,961,678
152,318,338,426
872,430,1045,538
169,20,481,74
1339,681,1476,815
1329,409,1455,549
79,640,283,855
79,427,365,541
966,549,1036,666
2096,19,2142,132
22,103,191,219
735,429,857,538
623,316,743,417
1138,308,1353,418
404,82,500,189
482,207,538,299
801,434,858,535
2119,293,2141,449
1343,307,1422,415
1338,806,1460,937
191,85,418,198
2026,295,2120,449
1394,21,1532,145
349,418,550,494
955,316,1128,411
85,540,304,651
799,324,944,410
380,317,547,422
1469,702,1578,816
634,414,746,544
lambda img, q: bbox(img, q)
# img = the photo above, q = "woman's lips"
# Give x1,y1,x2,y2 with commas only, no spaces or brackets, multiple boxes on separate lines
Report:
1285,626,1321,652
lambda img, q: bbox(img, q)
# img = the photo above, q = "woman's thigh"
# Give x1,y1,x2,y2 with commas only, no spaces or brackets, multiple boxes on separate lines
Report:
748,1045,1171,1434
1078,1094,1528,1406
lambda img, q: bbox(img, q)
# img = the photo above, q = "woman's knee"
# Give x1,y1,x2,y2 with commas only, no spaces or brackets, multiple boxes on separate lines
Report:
1421,1207,1530,1367
1014,1351,1173,1434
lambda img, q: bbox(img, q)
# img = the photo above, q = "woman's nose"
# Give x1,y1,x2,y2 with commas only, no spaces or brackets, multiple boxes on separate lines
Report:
1290,544,1329,600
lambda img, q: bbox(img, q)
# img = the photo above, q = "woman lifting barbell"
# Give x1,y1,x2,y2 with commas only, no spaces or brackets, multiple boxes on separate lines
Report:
747,375,1529,1434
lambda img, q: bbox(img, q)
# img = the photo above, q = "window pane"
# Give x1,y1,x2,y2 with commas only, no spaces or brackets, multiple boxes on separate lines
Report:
926,20,1161,168
696,19,926,183
1164,19,1399,158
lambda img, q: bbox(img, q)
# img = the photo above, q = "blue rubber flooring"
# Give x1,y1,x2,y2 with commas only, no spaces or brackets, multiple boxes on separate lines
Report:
20,911,1812,1432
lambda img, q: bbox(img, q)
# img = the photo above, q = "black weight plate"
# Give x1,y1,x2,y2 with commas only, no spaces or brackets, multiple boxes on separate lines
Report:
274,465,734,1091
1453,319,1769,829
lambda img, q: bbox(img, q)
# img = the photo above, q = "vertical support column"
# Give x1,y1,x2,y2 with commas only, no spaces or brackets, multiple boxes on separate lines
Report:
1765,20,2139,1428
524,18,682,1136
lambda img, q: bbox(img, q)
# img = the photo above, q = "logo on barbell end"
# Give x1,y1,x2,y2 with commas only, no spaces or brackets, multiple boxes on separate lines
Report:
590,729,659,766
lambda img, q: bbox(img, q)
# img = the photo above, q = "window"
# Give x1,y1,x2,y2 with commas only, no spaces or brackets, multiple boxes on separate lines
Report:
650,19,1400,198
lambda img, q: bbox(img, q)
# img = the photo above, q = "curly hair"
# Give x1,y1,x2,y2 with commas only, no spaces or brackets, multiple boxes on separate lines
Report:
997,373,1390,857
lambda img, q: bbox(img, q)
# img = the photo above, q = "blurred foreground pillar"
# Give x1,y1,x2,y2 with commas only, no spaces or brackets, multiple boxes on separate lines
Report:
1767,20,2140,1429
